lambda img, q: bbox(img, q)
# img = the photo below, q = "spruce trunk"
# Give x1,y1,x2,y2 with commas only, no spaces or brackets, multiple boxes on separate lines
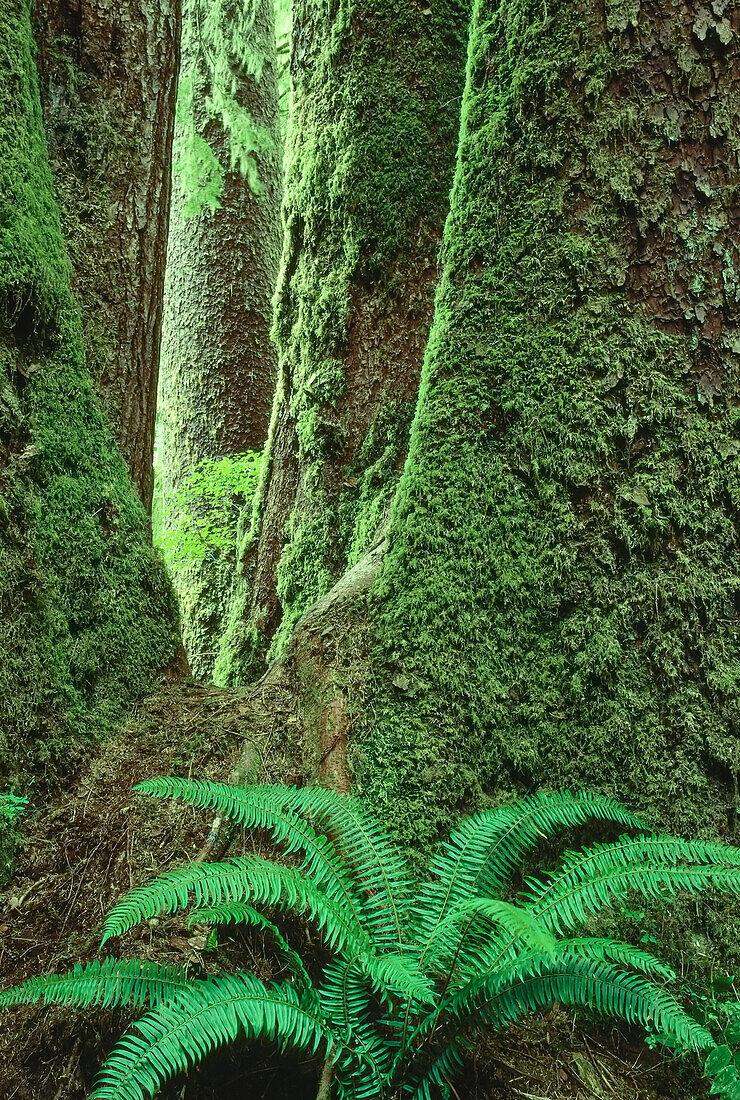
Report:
361,0,740,851
215,0,471,684
34,0,180,509
158,0,282,681
0,0,179,792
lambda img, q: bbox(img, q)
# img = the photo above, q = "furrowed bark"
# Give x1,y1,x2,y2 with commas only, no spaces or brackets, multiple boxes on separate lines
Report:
34,0,180,509
158,0,282,680
0,0,179,793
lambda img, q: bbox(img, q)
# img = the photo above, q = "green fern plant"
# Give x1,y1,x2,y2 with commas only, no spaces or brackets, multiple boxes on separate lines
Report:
3,782,740,1099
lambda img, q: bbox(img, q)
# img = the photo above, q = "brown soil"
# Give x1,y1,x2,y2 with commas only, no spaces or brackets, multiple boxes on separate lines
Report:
0,683,706,1099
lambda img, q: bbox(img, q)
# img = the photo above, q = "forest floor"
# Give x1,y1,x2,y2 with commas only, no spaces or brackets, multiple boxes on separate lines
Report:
0,682,707,1099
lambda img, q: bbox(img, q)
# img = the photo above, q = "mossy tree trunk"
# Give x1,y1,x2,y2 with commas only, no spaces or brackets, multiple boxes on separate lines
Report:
215,0,471,685
34,0,180,509
0,0,180,793
158,0,282,681
358,0,740,853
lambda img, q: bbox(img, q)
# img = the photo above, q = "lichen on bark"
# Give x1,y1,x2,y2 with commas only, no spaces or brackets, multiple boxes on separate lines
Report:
0,0,179,792
360,0,740,856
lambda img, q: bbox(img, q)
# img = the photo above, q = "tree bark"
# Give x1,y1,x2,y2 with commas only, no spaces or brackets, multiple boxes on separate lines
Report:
158,0,282,681
359,0,740,852
215,0,471,685
0,0,180,794
33,0,180,509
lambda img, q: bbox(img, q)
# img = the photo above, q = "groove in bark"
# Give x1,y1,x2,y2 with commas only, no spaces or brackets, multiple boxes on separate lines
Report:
158,0,282,680
34,0,180,509
0,0,179,792
361,0,740,854
215,0,471,686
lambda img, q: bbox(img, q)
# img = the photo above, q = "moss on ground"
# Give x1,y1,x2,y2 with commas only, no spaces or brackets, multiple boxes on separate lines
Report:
360,0,740,862
0,0,179,794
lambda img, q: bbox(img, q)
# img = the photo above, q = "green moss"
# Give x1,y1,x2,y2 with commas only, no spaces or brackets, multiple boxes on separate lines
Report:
223,0,470,674
0,0,179,793
32,28,125,391
360,0,740,859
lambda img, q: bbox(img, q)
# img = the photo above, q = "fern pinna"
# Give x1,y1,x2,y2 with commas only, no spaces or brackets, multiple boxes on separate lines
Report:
3,782,740,1100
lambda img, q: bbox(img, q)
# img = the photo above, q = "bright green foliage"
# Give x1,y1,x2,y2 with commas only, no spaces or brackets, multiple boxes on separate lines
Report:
0,959,189,1011
0,0,178,790
175,0,275,215
6,783,740,1098
362,0,740,854
0,793,27,884
155,452,261,571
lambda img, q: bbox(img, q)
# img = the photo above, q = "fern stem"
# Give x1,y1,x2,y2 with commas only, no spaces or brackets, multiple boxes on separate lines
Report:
316,1051,334,1100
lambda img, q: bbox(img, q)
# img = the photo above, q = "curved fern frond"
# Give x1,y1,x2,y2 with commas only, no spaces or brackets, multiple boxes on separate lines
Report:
279,784,412,947
102,854,368,954
414,791,644,948
412,952,710,1100
0,958,189,1011
188,902,315,991
402,1036,468,1100
422,897,557,977
88,974,339,1100
133,779,369,934
559,938,676,981
523,835,740,933
465,954,715,1051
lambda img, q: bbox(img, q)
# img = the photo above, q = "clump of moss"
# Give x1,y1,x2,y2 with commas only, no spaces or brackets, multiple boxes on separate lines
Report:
0,0,179,794
360,0,740,861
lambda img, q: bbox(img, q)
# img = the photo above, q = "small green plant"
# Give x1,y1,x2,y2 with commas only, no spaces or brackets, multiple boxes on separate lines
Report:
0,792,28,883
155,452,261,572
3,783,740,1099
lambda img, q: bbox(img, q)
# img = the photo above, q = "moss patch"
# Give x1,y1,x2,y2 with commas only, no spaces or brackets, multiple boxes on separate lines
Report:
360,0,740,861
0,0,179,794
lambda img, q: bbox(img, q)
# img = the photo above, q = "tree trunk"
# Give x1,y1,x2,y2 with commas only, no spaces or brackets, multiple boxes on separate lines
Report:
158,0,282,681
358,0,740,852
33,0,180,509
0,0,180,793
215,0,471,685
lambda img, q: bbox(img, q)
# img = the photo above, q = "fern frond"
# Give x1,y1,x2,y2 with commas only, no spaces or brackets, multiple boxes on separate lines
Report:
559,938,676,981
422,897,556,976
449,952,714,1051
188,902,314,991
0,958,189,1011
88,974,338,1100
414,791,644,947
402,1037,467,1100
322,957,391,1100
102,854,368,954
133,779,369,934
277,784,412,947
523,835,740,933
411,950,711,1100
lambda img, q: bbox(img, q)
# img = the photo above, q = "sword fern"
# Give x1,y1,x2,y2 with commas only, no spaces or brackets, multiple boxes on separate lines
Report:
3,782,739,1099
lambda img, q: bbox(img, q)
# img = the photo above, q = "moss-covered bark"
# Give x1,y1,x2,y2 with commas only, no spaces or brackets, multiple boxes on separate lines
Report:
361,0,740,854
215,0,471,685
158,0,282,680
0,0,179,793
34,0,180,509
